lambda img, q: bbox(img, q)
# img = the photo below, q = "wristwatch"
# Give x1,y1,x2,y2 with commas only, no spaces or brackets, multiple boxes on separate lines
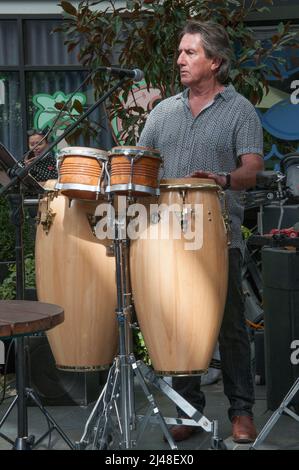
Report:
218,172,231,190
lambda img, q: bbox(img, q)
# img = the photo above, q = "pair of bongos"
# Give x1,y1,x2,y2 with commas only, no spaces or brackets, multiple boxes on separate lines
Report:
35,146,228,375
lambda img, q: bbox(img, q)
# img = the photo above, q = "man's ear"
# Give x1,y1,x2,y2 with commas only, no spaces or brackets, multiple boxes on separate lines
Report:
211,57,222,72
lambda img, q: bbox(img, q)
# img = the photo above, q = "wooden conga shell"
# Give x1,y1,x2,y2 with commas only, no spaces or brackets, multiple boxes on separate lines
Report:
56,146,108,200
35,193,118,370
130,178,228,375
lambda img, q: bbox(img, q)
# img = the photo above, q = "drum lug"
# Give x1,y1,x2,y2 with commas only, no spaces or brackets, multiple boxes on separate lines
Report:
36,191,58,234
218,189,231,246
150,211,161,224
37,208,56,234
181,207,194,233
105,244,115,257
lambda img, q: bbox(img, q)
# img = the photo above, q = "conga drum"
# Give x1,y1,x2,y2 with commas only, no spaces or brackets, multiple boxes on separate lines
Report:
106,146,162,196
55,146,108,200
35,188,118,370
130,178,229,375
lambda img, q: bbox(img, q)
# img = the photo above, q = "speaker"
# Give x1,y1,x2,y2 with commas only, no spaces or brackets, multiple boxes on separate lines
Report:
25,336,106,406
262,248,299,410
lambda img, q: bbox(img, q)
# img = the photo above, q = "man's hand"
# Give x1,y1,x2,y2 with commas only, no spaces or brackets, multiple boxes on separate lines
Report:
189,170,226,187
189,154,264,191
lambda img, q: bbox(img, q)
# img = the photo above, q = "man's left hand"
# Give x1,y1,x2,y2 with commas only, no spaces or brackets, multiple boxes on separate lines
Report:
189,170,226,187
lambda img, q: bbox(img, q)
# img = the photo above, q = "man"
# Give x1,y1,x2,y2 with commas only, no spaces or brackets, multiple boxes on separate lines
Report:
138,20,264,443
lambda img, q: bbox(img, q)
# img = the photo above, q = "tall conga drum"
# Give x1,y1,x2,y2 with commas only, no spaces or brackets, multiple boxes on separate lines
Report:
35,187,117,370
130,178,229,375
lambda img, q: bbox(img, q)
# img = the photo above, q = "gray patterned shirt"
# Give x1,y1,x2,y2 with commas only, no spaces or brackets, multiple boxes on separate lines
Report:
138,84,263,251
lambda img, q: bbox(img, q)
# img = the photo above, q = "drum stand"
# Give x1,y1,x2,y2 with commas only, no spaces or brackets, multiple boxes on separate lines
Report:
77,207,225,450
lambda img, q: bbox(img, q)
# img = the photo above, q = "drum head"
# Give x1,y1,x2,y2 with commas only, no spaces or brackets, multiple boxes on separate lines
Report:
160,177,218,190
109,146,161,161
57,146,108,161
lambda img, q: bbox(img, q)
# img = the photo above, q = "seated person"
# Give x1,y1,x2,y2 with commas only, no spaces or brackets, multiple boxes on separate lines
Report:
25,129,58,181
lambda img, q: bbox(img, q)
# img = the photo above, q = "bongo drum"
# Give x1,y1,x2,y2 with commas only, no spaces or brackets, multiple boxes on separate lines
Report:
55,146,108,200
129,178,229,375
35,189,118,370
106,146,162,196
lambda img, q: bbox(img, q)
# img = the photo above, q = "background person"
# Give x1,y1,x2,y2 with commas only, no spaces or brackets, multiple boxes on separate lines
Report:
25,129,58,182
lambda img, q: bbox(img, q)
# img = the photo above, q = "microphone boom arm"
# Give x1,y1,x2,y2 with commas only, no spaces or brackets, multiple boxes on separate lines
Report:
0,77,127,197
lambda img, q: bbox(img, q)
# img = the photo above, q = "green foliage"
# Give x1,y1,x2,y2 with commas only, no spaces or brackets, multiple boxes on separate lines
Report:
56,0,297,145
241,225,252,240
0,197,15,260
0,256,36,300
0,196,35,261
133,329,151,366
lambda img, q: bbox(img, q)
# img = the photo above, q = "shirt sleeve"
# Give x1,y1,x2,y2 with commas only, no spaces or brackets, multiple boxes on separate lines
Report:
235,108,264,159
137,107,158,148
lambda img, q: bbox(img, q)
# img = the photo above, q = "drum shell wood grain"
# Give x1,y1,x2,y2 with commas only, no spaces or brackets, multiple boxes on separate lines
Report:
109,146,162,192
57,147,108,200
35,193,118,370
130,179,228,375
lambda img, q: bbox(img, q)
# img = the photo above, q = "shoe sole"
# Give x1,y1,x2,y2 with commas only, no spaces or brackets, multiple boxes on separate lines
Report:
233,437,256,444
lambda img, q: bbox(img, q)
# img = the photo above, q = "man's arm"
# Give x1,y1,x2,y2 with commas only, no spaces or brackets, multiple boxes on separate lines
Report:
191,153,264,190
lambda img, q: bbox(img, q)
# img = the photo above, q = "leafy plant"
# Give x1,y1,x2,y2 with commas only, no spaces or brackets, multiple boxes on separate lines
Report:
56,0,298,145
0,196,35,261
0,197,16,261
0,256,36,300
241,225,252,240
133,329,151,365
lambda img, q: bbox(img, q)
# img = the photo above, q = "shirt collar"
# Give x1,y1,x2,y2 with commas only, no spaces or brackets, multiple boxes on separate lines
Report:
178,83,236,104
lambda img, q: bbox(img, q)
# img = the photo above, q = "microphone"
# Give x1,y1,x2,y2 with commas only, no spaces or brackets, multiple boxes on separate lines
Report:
95,66,144,82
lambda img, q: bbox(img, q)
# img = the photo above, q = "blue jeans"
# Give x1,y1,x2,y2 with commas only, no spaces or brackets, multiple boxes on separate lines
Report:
173,248,254,421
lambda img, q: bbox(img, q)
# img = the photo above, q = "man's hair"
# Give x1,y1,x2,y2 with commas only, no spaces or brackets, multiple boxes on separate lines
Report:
180,20,233,84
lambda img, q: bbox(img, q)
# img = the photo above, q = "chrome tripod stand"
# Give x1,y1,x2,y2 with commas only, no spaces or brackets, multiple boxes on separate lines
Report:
77,197,225,450
250,377,299,450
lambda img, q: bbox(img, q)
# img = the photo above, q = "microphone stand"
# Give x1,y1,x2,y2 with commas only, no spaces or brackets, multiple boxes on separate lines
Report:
0,77,128,449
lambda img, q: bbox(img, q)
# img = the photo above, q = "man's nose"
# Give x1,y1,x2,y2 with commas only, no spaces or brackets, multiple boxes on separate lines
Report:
177,52,186,65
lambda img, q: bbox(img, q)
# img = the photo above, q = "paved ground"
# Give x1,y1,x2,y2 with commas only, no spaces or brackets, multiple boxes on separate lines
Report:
0,372,299,452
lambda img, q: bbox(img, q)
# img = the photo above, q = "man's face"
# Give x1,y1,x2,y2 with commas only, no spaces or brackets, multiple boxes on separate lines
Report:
177,33,219,88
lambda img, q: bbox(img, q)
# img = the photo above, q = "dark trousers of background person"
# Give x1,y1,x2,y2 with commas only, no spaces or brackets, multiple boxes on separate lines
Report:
173,248,255,421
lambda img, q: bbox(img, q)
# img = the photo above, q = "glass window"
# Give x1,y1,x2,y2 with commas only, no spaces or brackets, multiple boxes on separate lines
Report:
0,20,18,66
26,71,113,150
0,72,22,157
24,20,81,66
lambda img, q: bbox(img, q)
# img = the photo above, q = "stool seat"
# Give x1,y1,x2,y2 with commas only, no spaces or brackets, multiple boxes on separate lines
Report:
0,300,64,338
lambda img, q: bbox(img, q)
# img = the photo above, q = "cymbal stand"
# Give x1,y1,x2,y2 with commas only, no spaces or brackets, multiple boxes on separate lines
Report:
77,197,225,450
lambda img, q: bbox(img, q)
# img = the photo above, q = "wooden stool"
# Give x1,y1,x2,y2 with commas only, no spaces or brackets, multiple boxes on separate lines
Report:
0,300,74,450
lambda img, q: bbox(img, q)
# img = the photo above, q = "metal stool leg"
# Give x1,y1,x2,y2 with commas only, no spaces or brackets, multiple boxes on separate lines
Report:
0,336,75,450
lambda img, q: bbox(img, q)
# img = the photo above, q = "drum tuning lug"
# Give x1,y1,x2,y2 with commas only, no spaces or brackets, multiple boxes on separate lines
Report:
150,211,160,224
40,209,56,234
180,207,193,233
105,245,115,257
